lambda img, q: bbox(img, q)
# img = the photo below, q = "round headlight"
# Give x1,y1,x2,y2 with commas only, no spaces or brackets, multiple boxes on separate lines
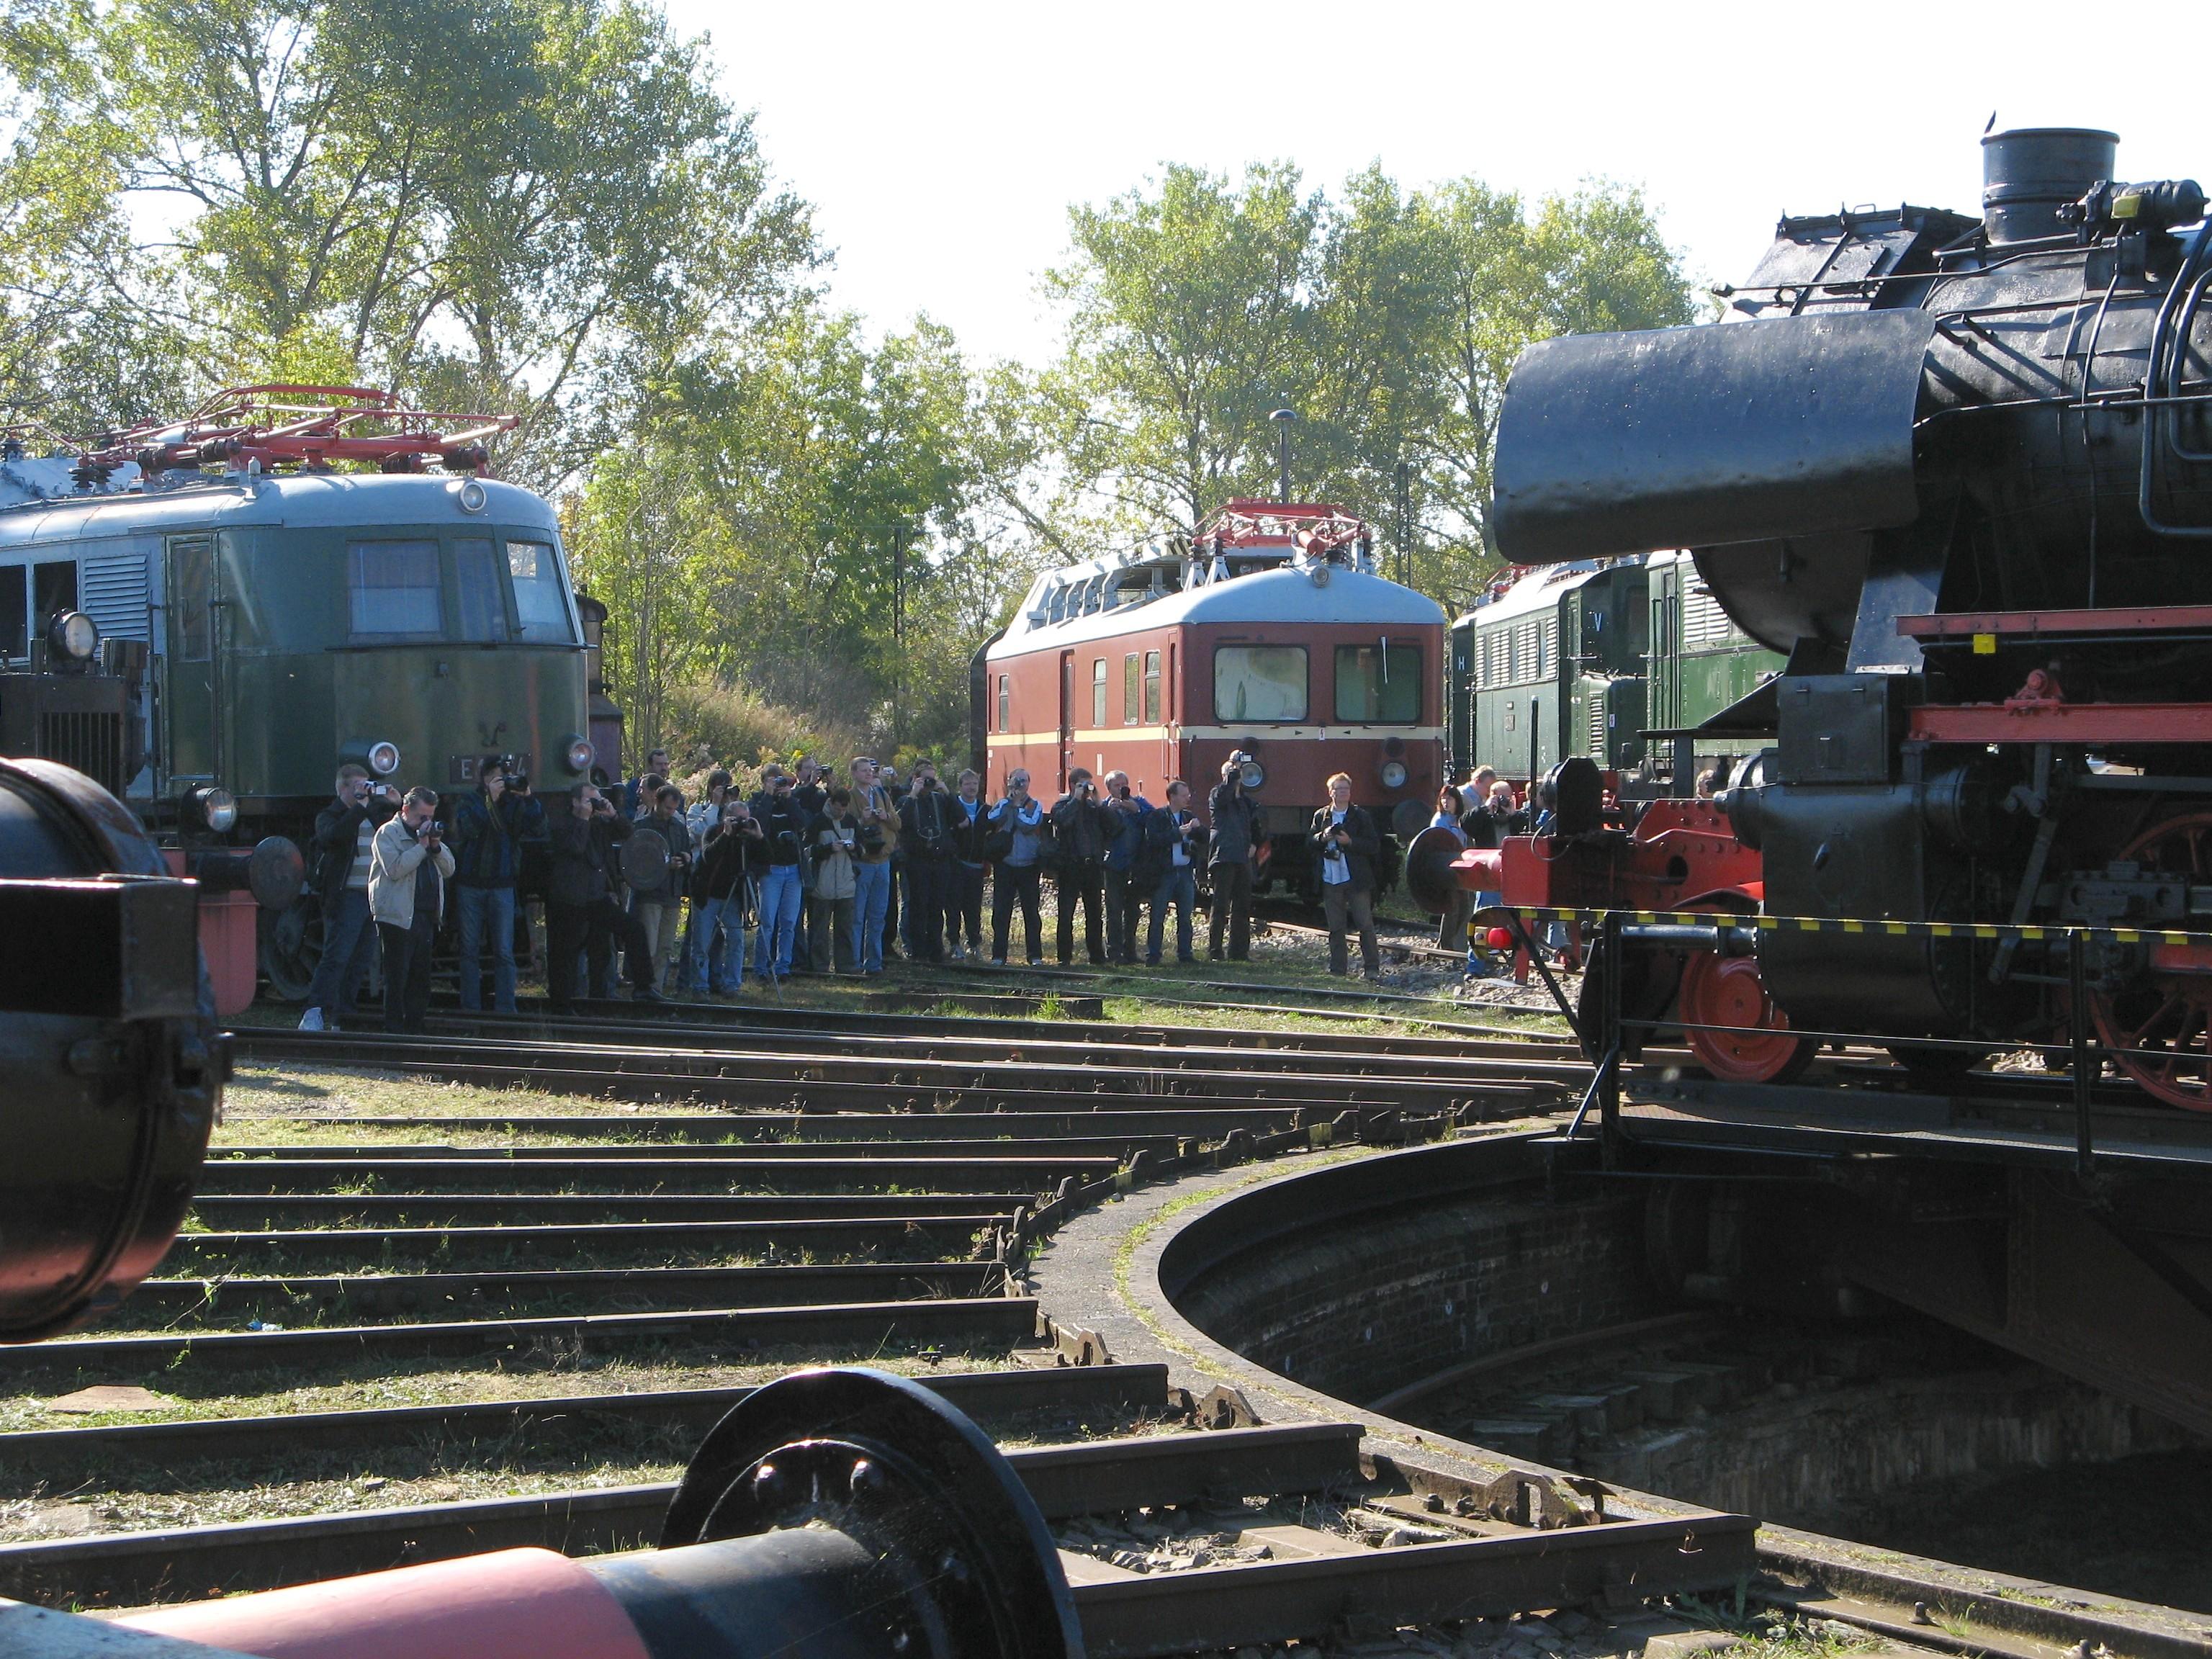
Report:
195,786,238,833
366,740,402,777
564,735,595,774
454,477,488,514
1380,760,1409,790
48,610,99,662
1238,759,1265,791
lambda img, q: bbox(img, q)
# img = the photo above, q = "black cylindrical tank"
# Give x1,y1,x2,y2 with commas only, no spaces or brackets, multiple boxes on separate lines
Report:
1981,127,2117,245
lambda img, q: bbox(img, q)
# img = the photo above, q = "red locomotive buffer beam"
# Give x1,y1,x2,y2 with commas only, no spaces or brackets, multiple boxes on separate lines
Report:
1452,798,1762,917
86,385,519,477
1907,667,2212,745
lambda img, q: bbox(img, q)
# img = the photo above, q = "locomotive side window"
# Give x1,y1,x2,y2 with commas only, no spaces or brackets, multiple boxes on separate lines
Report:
1214,644,1306,722
32,560,77,630
1092,656,1107,727
347,539,444,639
456,537,508,642
508,541,577,643
997,673,1010,732
1336,643,1421,723
1122,653,1139,724
171,539,212,660
1144,650,1161,723
0,566,24,660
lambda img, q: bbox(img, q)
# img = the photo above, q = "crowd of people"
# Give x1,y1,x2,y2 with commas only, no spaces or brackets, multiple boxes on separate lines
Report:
292,744,1371,1028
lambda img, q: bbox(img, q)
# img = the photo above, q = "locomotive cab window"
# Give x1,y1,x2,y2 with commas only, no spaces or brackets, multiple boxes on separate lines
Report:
997,673,1010,732
1336,643,1421,723
346,539,444,639
0,566,24,660
508,541,577,643
32,560,76,630
456,537,507,642
1214,644,1306,722
1143,649,1161,724
1123,653,1139,724
1092,656,1107,727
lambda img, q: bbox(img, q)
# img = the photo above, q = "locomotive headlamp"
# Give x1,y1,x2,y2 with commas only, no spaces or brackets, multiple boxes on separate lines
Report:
189,786,239,833
366,739,402,777
451,477,488,514
564,734,595,774
1380,760,1409,790
48,609,99,661
1238,757,1266,790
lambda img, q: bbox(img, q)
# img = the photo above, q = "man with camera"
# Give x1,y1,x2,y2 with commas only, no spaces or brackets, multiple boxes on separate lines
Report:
1097,768,1154,967
449,755,545,1015
1049,765,1115,966
687,769,760,995
750,765,809,983
897,757,952,965
298,763,403,1031
848,757,899,976
631,783,694,994
1312,771,1382,979
369,785,457,1033
986,768,1047,966
1208,755,1262,961
623,746,672,821
547,782,661,1012
944,768,989,961
1142,778,1203,964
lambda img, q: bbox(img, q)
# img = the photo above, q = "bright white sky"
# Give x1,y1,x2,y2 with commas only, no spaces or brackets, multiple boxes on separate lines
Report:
664,0,2206,367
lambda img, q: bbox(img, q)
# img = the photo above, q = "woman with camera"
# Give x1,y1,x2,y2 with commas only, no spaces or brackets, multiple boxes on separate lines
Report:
1311,772,1382,979
806,786,863,974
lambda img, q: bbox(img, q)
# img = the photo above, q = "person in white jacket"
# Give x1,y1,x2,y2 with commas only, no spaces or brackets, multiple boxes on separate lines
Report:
369,786,457,1034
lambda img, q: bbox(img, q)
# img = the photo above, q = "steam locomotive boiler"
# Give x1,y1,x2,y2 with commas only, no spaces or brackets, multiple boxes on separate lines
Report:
1476,127,2212,1107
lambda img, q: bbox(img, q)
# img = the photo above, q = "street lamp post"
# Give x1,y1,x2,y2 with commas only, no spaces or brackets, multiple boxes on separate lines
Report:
1269,409,1298,505
1393,459,1415,587
891,521,906,752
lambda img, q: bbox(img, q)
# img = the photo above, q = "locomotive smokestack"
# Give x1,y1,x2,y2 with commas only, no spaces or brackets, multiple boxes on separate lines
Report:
1981,126,2118,245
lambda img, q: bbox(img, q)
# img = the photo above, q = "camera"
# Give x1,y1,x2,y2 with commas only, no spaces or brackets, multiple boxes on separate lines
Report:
858,823,886,857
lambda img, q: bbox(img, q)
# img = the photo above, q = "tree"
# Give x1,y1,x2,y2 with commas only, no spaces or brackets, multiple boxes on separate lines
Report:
1048,162,1321,535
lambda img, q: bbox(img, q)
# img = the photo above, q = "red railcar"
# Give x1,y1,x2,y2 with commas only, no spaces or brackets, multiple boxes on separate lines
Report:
976,501,1447,898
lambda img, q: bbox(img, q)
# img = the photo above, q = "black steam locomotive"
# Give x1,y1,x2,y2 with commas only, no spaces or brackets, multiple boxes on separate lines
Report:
1486,127,2212,1107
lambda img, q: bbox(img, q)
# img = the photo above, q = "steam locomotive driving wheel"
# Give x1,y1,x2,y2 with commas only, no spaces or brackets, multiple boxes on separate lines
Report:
2091,811,2212,1112
1676,904,1817,1085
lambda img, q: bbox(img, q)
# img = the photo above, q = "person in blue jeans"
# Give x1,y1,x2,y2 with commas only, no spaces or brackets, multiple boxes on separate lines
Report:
448,755,547,1013
299,764,399,1030
1144,778,1202,964
848,755,900,975
687,770,760,994
750,765,809,981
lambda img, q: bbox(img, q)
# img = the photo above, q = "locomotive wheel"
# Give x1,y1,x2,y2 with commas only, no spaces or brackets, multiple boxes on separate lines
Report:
258,894,322,1004
2091,811,2212,1111
1678,948,1816,1084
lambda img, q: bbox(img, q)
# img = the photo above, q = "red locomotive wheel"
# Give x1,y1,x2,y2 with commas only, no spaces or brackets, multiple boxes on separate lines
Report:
1678,948,1816,1084
2091,812,2212,1112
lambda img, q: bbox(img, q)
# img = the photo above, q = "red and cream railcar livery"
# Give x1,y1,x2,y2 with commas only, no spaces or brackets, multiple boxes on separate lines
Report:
977,500,1447,898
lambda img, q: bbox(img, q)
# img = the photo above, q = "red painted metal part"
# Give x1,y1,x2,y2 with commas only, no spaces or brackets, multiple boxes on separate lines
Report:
1449,799,1762,917
164,850,258,1019
119,1547,653,1659
1899,606,2212,638
1910,701,2212,745
1197,498,1370,557
86,385,518,476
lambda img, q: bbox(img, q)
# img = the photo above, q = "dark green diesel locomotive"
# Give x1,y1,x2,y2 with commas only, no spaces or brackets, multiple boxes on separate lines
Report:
1449,552,1782,788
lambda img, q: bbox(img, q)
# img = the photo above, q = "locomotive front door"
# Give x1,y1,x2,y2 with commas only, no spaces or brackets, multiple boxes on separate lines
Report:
162,534,218,784
1058,649,1075,792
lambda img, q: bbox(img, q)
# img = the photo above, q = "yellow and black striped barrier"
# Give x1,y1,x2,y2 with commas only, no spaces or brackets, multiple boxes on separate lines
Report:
1470,907,2212,950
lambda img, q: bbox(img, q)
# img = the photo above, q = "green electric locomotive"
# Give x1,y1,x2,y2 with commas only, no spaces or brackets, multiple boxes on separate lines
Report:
0,387,596,1003
1450,551,1782,791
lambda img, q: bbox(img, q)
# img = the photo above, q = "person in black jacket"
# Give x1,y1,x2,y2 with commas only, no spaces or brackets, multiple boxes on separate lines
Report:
449,756,547,1014
1312,772,1382,978
686,770,760,994
1143,778,1204,965
897,759,953,965
1207,757,1262,962
943,768,989,961
749,765,810,983
299,763,401,1030
1049,767,1115,965
546,783,660,1012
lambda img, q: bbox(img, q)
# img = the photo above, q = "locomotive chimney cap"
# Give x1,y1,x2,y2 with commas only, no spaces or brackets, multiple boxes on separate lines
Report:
1981,126,2119,246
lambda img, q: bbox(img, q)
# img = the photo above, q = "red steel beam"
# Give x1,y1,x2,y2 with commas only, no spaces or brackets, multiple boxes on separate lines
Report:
1911,702,2212,744
1899,606,2212,638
